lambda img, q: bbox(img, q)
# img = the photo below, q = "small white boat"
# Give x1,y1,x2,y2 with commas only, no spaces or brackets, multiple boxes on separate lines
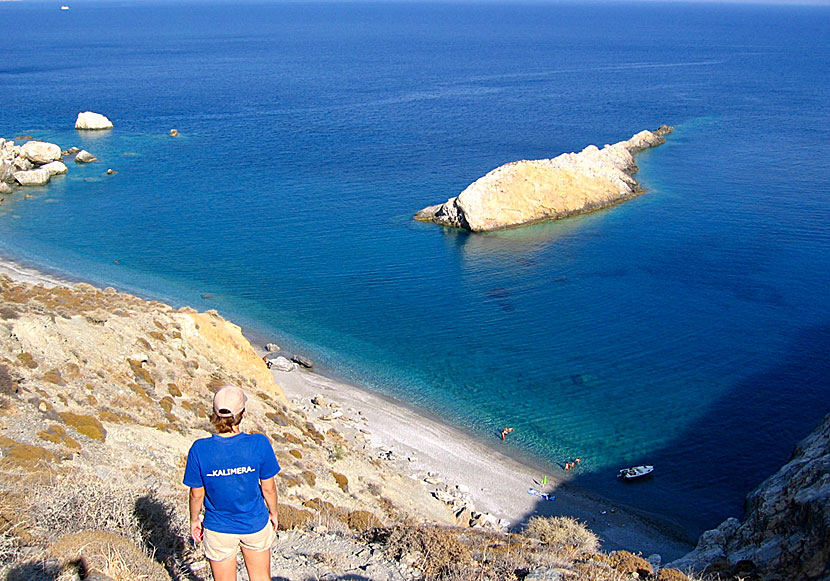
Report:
618,465,654,480
61,5,70,10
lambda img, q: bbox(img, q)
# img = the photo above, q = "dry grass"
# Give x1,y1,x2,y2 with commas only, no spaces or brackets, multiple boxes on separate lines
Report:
369,524,473,579
523,516,600,558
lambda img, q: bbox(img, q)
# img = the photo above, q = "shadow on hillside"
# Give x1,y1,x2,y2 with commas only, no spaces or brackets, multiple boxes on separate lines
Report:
135,495,200,581
4,561,65,581
514,323,830,559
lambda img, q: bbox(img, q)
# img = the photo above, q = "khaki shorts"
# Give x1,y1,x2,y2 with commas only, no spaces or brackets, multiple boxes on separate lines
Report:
202,522,276,562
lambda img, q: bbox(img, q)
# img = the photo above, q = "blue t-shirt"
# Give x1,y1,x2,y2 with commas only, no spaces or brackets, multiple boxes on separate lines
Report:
183,432,280,534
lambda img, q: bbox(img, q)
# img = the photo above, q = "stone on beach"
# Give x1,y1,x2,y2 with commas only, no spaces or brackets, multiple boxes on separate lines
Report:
13,168,51,186
291,354,314,368
75,111,113,130
266,342,281,352
414,125,673,232
21,140,62,164
269,356,296,372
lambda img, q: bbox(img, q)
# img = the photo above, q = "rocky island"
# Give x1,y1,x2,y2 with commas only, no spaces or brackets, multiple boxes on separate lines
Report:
415,126,673,232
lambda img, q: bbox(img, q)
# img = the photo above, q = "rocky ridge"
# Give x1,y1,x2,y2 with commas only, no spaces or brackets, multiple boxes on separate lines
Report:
415,126,673,232
669,414,830,580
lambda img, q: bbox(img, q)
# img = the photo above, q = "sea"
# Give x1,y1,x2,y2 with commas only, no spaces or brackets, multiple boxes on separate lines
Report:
1,0,829,540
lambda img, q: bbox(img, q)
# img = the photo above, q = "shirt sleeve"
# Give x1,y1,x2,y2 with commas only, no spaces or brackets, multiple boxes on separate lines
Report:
183,443,204,488
258,435,280,480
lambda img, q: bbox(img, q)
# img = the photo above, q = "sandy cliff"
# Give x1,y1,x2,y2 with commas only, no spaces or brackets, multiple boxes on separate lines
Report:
415,126,673,232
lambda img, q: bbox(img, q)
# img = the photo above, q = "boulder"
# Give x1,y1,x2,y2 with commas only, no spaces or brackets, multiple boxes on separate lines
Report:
169,129,178,137
265,343,280,352
415,125,673,232
62,146,80,156
41,161,68,176
0,182,12,195
0,159,14,183
75,111,113,130
75,150,97,163
291,354,314,369
269,356,295,372
13,168,51,186
21,140,61,164
13,156,33,172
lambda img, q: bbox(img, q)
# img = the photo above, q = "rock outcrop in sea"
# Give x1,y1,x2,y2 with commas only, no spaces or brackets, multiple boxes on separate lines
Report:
414,125,673,232
74,111,113,130
669,414,830,580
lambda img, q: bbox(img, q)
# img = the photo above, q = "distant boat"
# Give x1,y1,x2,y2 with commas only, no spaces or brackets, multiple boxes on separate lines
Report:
618,465,654,480
61,5,70,10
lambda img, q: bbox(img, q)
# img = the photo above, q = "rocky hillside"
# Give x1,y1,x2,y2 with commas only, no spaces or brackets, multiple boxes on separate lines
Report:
414,126,673,232
669,414,830,580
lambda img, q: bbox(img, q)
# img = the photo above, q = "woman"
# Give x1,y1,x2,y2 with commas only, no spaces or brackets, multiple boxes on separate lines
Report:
184,384,280,581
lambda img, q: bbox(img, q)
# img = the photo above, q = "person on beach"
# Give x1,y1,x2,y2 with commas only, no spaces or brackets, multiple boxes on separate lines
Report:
184,384,280,581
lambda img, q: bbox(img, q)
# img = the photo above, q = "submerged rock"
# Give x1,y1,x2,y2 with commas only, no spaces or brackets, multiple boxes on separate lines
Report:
75,111,113,130
415,126,673,232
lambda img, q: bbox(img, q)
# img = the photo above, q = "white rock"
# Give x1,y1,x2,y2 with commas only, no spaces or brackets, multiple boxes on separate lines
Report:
75,111,113,130
0,182,12,195
265,343,280,352
21,141,61,164
13,168,51,186
270,356,295,372
75,150,97,163
41,161,68,176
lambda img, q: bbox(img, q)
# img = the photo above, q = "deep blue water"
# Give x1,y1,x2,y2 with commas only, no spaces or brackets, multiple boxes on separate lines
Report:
2,0,829,538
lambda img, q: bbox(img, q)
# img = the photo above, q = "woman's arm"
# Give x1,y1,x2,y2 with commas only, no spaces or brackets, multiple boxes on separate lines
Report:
261,477,279,530
188,486,206,542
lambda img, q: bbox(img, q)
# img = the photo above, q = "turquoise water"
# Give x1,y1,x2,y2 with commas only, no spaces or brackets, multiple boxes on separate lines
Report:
2,0,829,536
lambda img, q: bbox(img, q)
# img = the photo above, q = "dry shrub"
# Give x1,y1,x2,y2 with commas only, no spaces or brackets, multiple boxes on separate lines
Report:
31,476,143,544
342,510,381,532
289,449,302,459
657,568,690,580
167,383,181,397
0,306,19,320
370,524,472,579
0,435,58,470
36,425,81,450
608,550,653,577
42,369,65,386
277,504,314,530
523,516,599,558
59,412,107,442
330,470,348,492
16,353,37,369
301,470,316,486
49,531,169,581
0,365,18,395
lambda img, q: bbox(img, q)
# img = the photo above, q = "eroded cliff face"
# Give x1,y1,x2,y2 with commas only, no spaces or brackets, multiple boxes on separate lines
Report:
669,415,830,580
414,126,673,232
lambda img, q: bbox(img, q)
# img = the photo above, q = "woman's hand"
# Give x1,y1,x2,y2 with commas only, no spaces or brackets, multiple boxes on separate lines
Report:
190,520,204,543
269,511,279,531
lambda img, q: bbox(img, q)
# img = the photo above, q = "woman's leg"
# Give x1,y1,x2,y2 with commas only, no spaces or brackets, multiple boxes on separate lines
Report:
240,545,271,581
208,557,238,581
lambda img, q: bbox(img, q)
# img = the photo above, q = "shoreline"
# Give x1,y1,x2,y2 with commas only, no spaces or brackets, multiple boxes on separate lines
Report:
270,365,694,560
0,252,694,560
